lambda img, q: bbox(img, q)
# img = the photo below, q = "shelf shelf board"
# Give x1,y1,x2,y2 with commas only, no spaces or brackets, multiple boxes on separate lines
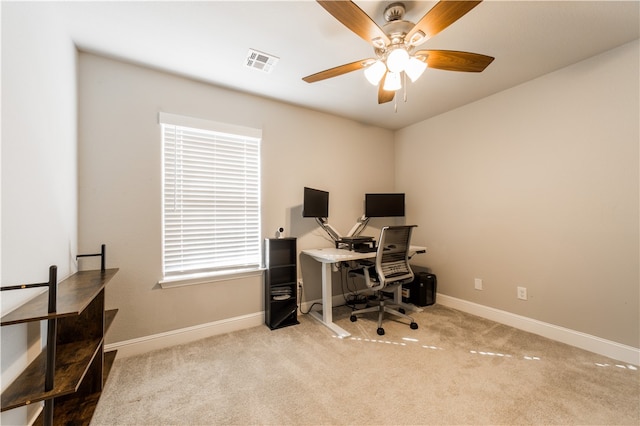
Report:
34,350,118,425
270,303,298,330
1,269,119,326
1,338,102,412
268,263,296,268
44,391,102,426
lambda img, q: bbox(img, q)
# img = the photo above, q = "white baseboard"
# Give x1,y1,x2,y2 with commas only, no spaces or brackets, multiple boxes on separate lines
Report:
105,312,264,358
437,294,640,366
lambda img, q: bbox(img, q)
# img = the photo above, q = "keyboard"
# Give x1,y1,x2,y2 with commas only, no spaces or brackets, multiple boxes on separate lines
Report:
340,236,374,243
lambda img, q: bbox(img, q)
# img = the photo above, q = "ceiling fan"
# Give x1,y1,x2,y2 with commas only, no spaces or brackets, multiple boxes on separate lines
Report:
302,0,494,105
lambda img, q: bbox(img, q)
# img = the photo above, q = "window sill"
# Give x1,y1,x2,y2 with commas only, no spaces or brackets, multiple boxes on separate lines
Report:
158,268,265,289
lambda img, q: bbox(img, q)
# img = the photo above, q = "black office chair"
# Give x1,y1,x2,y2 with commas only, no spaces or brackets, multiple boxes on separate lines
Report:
349,225,419,336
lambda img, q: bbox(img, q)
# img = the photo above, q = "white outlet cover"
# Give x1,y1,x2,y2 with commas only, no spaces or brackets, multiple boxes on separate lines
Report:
517,286,528,300
474,278,483,290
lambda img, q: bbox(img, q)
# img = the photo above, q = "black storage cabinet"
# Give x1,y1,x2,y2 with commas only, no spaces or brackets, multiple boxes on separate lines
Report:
404,265,437,307
264,238,299,329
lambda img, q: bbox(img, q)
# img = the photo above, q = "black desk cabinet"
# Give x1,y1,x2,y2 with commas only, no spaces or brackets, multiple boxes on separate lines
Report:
264,238,299,330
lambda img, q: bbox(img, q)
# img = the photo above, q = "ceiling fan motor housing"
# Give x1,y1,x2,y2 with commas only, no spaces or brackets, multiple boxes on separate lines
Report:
379,20,415,62
380,2,416,58
384,2,406,22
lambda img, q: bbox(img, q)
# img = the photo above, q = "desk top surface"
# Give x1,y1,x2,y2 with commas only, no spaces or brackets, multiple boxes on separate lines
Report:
301,246,426,263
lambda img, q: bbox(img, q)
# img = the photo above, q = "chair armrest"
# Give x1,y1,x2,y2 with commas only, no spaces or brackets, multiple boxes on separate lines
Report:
350,265,384,291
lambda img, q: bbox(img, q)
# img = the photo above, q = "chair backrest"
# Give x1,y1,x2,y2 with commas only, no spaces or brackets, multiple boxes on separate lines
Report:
374,225,416,287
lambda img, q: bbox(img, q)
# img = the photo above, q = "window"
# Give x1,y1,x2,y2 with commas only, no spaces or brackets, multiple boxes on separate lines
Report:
159,112,261,279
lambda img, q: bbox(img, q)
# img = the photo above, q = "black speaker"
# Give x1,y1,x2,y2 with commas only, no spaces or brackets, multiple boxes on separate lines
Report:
411,272,437,306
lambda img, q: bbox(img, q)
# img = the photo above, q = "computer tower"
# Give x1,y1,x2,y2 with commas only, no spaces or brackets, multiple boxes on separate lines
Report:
401,283,412,303
411,271,437,307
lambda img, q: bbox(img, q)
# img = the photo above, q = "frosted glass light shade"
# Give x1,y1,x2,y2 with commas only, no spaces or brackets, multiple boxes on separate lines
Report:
383,71,402,91
405,57,427,82
386,48,409,73
364,60,386,85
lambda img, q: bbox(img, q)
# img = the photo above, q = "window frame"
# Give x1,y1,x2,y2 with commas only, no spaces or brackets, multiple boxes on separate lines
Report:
158,112,262,284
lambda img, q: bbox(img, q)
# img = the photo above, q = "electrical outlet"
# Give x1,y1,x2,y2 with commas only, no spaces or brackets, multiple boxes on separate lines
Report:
517,286,528,300
298,279,303,289
474,278,483,290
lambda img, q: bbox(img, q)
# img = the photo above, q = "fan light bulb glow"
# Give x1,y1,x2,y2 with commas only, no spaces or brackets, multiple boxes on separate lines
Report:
383,71,402,91
405,57,427,82
386,48,409,73
364,60,386,86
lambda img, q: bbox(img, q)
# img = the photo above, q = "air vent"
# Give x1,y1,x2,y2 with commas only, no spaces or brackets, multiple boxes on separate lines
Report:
245,49,279,73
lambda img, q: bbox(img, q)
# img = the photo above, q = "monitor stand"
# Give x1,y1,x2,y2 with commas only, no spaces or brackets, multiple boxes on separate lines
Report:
315,217,341,242
345,215,370,238
335,236,375,251
315,216,371,244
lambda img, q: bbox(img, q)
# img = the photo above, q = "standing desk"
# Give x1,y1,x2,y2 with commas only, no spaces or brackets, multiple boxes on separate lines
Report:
301,245,426,338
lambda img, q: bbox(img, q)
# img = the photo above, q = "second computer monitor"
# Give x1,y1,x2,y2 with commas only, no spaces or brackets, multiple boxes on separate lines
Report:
365,193,405,217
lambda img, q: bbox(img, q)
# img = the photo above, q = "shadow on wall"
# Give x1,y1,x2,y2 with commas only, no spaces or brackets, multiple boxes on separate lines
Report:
287,204,321,241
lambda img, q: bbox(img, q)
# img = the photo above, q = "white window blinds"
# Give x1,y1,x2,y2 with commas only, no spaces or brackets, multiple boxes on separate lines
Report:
160,112,261,278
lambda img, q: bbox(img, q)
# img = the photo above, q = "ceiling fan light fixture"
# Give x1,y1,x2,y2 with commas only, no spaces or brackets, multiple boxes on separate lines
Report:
405,57,427,82
383,71,402,91
364,60,386,85
386,48,409,73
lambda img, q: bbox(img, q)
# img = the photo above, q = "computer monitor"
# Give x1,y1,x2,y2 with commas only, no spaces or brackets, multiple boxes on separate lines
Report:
303,187,329,218
365,193,405,217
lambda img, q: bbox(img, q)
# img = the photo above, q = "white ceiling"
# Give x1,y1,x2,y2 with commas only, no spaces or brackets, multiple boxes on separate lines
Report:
53,1,639,130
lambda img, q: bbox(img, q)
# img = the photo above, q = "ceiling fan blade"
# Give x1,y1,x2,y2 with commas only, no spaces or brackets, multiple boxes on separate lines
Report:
378,72,395,104
415,50,494,72
407,1,482,46
302,59,370,83
317,0,390,46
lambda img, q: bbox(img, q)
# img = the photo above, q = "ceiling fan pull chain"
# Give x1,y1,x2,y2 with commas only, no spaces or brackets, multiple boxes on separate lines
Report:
403,73,408,103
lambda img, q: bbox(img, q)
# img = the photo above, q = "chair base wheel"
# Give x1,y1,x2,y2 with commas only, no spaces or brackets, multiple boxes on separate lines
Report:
377,327,385,336
399,308,405,314
410,322,418,330
350,315,357,322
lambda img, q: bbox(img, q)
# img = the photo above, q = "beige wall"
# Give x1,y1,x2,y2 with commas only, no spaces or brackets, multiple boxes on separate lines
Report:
396,40,639,347
1,3,79,425
78,53,395,344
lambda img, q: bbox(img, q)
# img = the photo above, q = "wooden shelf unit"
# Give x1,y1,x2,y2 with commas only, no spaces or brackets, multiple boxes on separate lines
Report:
1,268,119,425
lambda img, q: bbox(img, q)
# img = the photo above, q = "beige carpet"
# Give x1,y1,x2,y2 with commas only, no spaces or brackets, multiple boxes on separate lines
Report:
91,304,639,425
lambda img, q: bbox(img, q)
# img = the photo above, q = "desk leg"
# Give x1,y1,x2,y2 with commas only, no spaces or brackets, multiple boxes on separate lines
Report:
308,262,351,338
